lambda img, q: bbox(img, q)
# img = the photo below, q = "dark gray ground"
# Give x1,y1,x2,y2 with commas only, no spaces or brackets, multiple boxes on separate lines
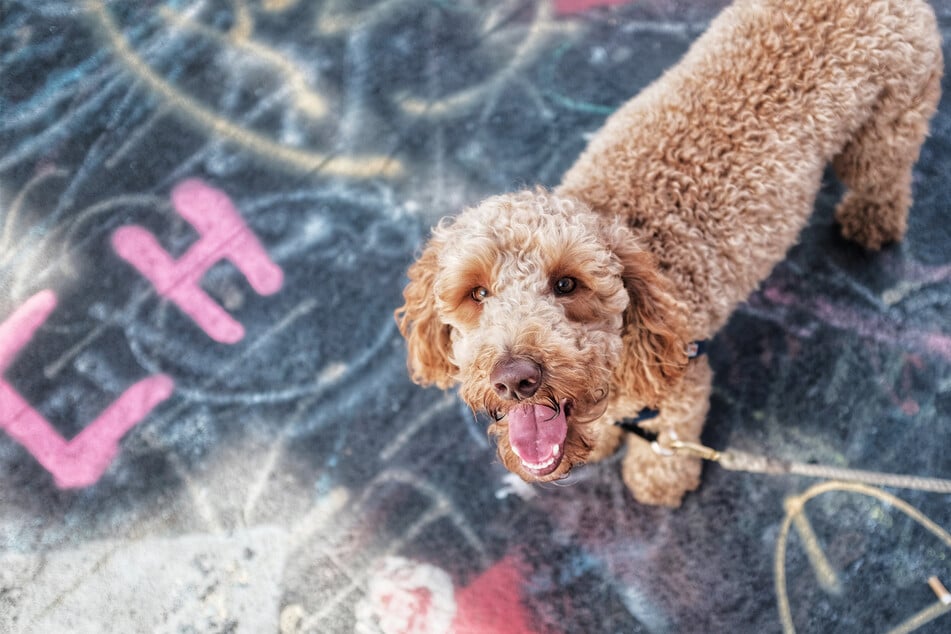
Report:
1,1,950,632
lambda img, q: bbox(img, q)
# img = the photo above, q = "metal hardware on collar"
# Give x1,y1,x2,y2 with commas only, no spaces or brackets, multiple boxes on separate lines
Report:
686,339,708,359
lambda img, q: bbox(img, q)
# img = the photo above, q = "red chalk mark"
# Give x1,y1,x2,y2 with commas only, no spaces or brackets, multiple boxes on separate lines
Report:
453,557,539,634
0,291,174,488
112,179,283,343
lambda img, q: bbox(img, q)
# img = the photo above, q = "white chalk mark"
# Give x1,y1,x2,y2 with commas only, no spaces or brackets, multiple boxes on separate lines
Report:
379,394,455,462
287,487,350,552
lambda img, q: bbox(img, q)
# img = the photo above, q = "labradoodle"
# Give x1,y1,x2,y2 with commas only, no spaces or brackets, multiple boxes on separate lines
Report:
395,0,942,506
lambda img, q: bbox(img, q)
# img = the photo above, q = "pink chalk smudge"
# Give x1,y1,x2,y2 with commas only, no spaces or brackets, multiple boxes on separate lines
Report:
112,178,283,344
0,291,174,488
554,0,635,15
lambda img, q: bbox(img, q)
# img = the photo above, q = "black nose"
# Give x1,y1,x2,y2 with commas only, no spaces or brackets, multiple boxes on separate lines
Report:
491,357,542,400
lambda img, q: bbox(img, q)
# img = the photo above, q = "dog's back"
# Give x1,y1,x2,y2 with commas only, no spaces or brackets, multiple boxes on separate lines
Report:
558,0,942,338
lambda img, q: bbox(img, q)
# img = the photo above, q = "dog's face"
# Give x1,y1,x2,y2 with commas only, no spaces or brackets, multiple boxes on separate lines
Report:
396,190,688,483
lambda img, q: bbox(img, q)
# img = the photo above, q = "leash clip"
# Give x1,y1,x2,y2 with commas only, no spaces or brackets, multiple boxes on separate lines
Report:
651,431,721,462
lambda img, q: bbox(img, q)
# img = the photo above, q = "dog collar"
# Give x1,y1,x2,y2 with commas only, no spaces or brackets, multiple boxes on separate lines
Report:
614,339,708,441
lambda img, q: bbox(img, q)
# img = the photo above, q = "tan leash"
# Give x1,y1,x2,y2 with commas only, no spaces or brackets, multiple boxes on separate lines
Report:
648,433,951,633
651,433,951,494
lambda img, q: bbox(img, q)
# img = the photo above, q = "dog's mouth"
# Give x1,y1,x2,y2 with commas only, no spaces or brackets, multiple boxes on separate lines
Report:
505,400,571,477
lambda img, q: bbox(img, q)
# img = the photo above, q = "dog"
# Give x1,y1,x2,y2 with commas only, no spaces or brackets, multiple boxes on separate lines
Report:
395,0,942,506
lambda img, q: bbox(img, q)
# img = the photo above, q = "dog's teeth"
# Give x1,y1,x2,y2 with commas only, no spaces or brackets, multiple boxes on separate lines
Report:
553,444,560,456
523,456,555,471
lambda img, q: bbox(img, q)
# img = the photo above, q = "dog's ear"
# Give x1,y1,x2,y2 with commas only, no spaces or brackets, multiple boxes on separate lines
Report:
607,226,690,407
394,239,457,389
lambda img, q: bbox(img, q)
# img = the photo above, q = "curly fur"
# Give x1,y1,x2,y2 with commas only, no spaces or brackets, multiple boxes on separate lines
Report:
396,0,942,506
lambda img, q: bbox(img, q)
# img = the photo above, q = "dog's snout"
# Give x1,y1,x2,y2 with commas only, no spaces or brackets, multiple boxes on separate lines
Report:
491,357,542,400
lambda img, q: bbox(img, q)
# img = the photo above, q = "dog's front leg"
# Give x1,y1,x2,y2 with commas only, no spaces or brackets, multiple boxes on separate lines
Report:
621,356,712,507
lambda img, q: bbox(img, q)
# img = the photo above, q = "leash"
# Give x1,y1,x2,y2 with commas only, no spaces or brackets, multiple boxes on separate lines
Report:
618,340,951,493
651,432,951,494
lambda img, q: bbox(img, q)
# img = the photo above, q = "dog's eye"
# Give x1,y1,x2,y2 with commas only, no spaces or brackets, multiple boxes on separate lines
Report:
470,286,490,302
554,277,577,295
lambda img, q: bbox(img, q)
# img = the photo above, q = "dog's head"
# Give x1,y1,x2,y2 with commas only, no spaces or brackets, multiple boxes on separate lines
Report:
395,190,689,482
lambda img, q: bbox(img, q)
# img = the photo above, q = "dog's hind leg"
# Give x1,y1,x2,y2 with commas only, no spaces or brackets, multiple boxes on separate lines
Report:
833,64,942,251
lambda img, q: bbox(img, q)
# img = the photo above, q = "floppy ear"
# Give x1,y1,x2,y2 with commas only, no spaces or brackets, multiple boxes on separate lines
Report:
608,227,690,407
394,239,457,389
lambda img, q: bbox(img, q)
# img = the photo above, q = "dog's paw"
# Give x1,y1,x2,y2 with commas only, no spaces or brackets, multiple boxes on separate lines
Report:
622,451,701,508
835,192,908,251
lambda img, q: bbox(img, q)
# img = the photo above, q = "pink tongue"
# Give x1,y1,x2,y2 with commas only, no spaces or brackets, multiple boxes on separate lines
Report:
507,404,568,464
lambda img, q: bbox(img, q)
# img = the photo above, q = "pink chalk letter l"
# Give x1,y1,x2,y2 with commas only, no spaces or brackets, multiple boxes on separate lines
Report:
0,291,174,488
112,179,284,343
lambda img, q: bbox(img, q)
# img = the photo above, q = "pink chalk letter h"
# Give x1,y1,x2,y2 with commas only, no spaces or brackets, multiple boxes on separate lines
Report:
0,291,174,488
112,179,283,343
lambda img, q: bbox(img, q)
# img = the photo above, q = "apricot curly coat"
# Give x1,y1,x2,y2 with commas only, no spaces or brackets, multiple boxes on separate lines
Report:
396,0,942,506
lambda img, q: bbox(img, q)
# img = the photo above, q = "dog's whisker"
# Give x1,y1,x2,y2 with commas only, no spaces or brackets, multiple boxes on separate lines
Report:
549,477,580,488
